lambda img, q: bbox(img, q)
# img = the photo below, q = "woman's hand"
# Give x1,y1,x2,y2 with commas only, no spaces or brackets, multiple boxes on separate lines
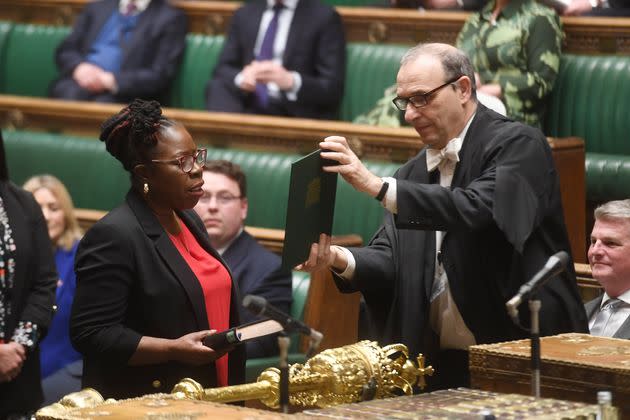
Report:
0,342,26,383
170,330,228,365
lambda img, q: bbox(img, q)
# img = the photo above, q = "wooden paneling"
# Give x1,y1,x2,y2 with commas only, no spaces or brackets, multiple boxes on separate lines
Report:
0,94,587,262
2,0,630,54
74,207,362,352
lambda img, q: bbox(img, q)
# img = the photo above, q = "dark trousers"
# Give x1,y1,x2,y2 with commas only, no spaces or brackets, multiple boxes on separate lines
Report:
426,349,470,391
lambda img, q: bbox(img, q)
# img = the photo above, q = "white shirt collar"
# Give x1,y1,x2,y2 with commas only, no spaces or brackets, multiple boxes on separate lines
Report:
216,227,245,256
266,0,299,10
600,289,630,309
426,112,475,172
119,0,151,15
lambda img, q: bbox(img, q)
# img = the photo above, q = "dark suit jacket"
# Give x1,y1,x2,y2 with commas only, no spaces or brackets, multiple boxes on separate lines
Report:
71,190,246,399
206,0,346,119
0,182,56,415
222,231,292,358
585,295,630,339
335,104,589,361
50,0,187,103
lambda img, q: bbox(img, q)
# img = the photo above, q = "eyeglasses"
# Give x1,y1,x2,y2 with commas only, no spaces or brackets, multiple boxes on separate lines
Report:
198,193,243,205
392,76,462,111
151,148,207,173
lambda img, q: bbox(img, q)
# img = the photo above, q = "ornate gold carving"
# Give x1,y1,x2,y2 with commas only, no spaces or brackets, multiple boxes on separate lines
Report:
54,6,74,26
367,22,388,43
205,14,224,36
5,109,25,130
175,340,433,409
578,345,630,357
347,136,364,158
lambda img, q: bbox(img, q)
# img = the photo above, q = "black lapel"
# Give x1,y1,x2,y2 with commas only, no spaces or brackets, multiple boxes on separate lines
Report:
451,104,486,188
221,231,248,270
282,0,307,65
85,0,120,49
247,0,269,62
126,191,209,330
121,0,160,65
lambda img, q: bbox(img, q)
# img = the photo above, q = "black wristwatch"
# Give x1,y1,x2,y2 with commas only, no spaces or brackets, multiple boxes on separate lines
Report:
375,181,389,201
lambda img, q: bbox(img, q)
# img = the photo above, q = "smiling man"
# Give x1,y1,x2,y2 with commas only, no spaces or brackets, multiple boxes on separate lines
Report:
300,43,588,390
193,160,292,358
585,200,630,339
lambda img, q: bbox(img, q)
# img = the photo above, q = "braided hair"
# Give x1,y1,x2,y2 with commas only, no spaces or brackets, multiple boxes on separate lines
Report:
99,99,180,176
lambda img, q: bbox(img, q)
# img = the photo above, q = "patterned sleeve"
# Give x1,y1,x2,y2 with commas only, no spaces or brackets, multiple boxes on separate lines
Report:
494,10,562,125
12,321,39,350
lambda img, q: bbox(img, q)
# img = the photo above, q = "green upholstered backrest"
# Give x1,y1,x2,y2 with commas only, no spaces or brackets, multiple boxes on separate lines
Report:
585,153,630,202
340,43,408,122
3,130,130,210
289,270,310,352
0,21,13,84
0,24,70,96
4,130,397,244
169,34,225,109
545,54,630,156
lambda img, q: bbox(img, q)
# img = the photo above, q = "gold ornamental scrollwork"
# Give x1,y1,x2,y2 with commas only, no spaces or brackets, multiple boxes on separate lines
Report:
347,136,364,159
54,6,75,27
205,14,224,36
174,340,433,409
3,109,26,130
367,22,388,44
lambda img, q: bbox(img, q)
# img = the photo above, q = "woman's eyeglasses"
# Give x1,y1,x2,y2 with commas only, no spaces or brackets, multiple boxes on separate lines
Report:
151,148,207,173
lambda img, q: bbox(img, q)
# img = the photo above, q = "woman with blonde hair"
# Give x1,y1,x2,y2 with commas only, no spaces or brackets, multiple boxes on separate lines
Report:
23,174,83,405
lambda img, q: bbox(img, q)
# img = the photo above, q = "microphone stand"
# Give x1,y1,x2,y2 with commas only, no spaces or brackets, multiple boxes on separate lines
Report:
277,332,290,413
529,295,541,398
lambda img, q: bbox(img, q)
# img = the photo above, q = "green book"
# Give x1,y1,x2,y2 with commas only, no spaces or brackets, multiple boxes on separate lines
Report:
282,150,337,271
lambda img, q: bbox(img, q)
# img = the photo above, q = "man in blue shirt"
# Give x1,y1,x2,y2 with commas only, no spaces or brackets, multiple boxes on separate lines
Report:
50,0,186,103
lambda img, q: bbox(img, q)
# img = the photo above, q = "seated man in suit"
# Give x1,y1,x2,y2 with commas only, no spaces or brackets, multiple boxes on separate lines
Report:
205,0,346,119
193,160,293,358
586,199,630,339
50,0,187,103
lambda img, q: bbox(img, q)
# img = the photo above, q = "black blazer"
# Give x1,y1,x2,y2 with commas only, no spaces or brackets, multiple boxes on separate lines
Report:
222,231,292,358
206,0,346,119
50,0,187,103
71,190,246,399
0,182,56,415
336,105,589,359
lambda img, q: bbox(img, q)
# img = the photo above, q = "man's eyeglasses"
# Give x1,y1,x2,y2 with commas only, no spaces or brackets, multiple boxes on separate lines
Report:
198,193,242,205
392,76,462,111
151,148,207,173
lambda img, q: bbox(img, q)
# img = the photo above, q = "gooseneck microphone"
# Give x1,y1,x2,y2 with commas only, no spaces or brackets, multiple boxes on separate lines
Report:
242,294,324,351
506,251,570,320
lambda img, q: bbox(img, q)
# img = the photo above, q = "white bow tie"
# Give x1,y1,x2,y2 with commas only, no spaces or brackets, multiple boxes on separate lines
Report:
426,138,460,172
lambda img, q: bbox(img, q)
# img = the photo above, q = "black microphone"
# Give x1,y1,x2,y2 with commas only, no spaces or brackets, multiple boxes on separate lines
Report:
506,251,570,320
242,295,324,348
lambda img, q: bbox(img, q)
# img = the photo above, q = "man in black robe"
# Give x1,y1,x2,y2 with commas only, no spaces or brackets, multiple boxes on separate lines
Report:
299,43,588,390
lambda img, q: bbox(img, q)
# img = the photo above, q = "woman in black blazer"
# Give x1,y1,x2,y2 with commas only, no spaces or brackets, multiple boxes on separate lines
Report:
0,134,57,417
70,100,245,400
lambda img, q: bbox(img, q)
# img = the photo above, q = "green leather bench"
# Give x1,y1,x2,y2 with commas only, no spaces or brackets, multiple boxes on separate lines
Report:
2,22,628,203
3,130,398,243
0,23,404,122
544,54,630,202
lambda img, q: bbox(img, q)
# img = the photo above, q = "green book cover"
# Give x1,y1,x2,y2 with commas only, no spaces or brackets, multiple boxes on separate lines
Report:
282,149,337,271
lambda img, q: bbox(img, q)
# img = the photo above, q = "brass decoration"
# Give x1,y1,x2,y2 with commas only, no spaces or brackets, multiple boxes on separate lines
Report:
173,340,433,409
54,6,74,27
347,136,364,159
205,14,224,36
5,109,25,130
367,22,388,44
578,345,630,357
559,333,593,344
36,388,105,419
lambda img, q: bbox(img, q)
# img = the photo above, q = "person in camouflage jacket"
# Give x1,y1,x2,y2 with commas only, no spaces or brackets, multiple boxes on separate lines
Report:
354,0,562,129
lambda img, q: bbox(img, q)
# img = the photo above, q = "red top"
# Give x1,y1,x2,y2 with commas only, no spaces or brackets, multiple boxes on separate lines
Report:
168,220,231,387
